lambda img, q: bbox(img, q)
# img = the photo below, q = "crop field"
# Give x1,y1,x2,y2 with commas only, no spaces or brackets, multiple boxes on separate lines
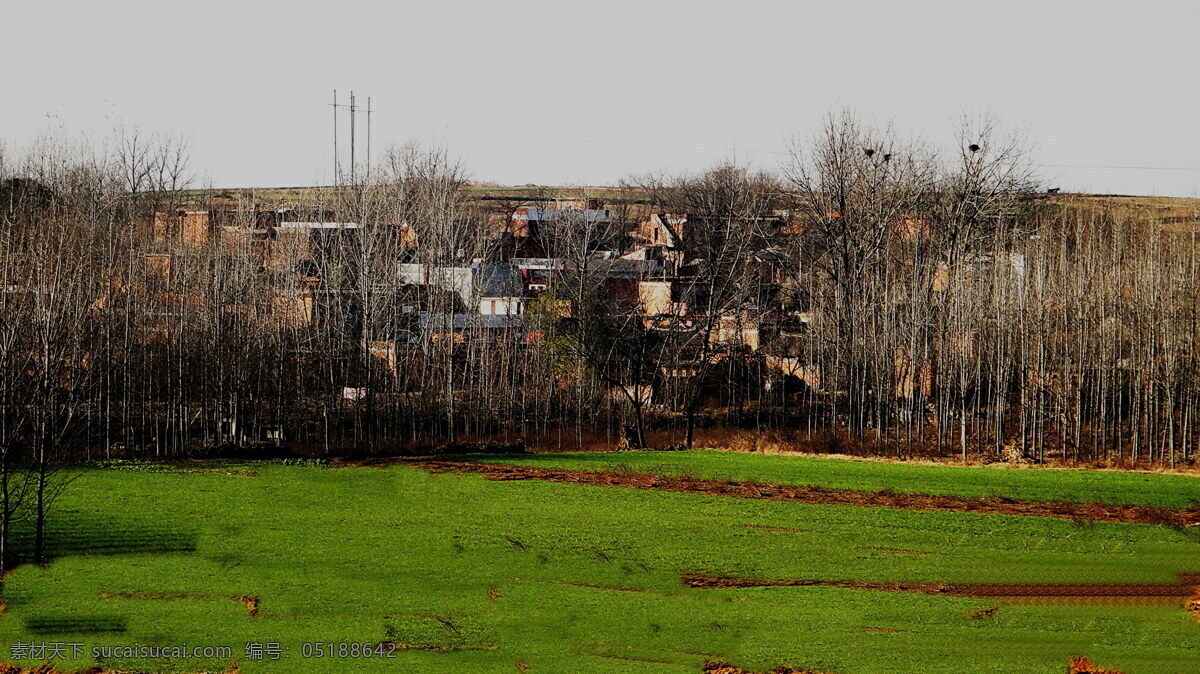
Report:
0,455,1197,672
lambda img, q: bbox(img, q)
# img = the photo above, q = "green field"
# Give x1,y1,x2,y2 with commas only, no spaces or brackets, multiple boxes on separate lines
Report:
480,450,1200,509
0,457,1197,672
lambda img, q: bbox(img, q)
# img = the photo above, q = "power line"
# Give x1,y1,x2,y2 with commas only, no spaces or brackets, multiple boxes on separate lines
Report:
330,90,374,185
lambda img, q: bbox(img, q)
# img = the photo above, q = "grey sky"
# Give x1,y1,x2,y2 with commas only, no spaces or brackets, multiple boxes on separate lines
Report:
5,1,1198,196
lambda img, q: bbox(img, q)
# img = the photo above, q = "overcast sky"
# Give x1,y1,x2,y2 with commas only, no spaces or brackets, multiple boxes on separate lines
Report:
5,1,1198,196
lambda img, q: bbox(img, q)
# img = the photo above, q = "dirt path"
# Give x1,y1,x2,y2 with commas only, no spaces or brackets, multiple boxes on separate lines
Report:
410,460,1200,527
681,573,1200,601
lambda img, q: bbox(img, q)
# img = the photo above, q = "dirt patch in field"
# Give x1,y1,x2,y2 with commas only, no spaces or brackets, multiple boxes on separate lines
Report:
410,460,1200,527
966,606,999,619
683,574,951,594
682,573,1200,603
1069,655,1124,673
236,595,260,617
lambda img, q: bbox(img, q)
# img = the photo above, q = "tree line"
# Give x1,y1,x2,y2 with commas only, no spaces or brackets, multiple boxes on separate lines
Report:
0,111,1197,517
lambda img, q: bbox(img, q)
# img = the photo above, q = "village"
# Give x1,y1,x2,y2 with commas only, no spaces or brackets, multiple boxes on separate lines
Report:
134,177,1047,455
6,125,1195,469
144,195,955,401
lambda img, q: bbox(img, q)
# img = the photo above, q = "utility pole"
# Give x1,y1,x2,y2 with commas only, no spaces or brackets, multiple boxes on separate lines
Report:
330,90,373,185
331,90,339,185
349,92,357,183
366,96,373,181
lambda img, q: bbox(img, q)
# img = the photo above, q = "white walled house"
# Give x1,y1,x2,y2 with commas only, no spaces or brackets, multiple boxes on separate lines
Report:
478,264,526,316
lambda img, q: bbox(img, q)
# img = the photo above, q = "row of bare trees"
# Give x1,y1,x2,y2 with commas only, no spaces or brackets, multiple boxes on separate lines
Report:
1,112,1197,512
769,113,1199,467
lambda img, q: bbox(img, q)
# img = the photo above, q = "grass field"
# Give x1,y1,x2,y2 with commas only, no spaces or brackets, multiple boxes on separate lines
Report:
479,450,1200,509
0,457,1196,672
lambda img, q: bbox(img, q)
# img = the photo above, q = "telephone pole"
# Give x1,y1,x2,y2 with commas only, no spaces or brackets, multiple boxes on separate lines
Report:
330,90,340,185
330,90,373,185
349,92,357,183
